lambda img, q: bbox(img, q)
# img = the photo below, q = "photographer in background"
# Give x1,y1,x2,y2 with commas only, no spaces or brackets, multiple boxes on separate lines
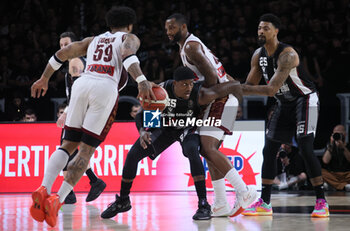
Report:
322,124,350,191
274,143,307,190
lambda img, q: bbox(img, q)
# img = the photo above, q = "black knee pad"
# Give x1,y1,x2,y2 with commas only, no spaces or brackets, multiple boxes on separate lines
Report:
261,138,281,180
297,134,321,178
181,135,200,158
63,149,78,171
181,135,204,176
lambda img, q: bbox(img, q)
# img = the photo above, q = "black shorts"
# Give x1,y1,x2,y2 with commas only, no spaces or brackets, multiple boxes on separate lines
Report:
146,128,183,160
267,92,319,143
147,127,198,160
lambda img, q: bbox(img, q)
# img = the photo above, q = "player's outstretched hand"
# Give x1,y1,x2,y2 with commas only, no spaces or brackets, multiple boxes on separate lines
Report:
56,112,67,128
31,76,49,98
137,80,158,106
140,130,152,149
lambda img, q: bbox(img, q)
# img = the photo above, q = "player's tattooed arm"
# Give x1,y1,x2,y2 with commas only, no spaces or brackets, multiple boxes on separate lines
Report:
184,41,218,87
32,37,93,98
244,48,263,86
69,58,84,77
242,48,299,96
56,37,93,62
121,34,156,101
121,34,143,78
198,80,242,105
121,34,141,57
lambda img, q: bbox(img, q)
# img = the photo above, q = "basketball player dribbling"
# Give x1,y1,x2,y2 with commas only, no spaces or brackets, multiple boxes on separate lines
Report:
29,6,156,227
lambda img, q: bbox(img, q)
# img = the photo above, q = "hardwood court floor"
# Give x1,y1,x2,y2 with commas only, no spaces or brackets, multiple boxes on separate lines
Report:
0,191,349,231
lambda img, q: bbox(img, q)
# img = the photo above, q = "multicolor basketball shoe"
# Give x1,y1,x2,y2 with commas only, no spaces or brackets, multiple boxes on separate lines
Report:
311,199,329,218
241,198,273,216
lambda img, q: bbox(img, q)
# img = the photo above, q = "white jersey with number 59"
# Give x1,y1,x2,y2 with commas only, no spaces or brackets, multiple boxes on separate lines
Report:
180,34,228,83
85,31,127,87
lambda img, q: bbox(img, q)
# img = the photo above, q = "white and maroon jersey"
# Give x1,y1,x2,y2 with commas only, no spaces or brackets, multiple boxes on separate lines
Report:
85,31,128,89
180,34,228,83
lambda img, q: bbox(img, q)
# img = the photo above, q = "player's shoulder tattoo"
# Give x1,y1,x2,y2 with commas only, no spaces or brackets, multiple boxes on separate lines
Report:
278,49,298,70
253,47,262,57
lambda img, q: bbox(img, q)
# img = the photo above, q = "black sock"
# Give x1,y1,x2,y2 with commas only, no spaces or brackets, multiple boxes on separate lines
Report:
314,185,325,200
86,168,98,183
120,181,133,200
261,184,272,204
194,180,207,200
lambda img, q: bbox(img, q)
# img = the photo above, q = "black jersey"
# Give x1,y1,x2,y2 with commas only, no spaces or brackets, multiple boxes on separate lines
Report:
64,57,86,104
259,42,316,102
161,80,202,129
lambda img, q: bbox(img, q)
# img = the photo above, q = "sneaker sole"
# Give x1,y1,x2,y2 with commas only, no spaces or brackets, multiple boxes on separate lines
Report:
193,214,211,220
44,198,60,227
30,191,46,222
311,213,329,218
242,211,273,216
101,205,132,219
230,207,245,217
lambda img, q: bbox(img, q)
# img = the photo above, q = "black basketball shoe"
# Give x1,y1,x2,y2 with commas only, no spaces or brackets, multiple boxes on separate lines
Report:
86,179,106,202
101,195,132,219
64,190,77,204
192,198,212,220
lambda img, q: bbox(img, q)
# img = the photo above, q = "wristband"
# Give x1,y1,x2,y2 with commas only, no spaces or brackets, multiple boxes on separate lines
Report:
122,55,140,71
49,54,64,70
136,75,147,83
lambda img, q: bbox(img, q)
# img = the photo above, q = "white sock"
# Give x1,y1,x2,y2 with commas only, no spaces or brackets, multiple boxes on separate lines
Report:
212,178,228,205
225,168,248,194
57,181,74,203
41,149,69,194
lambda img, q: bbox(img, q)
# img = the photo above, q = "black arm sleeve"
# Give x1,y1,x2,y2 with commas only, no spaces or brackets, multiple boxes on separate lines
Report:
135,110,144,131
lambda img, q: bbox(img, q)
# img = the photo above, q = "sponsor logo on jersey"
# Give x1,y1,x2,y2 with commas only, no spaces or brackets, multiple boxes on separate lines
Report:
87,64,115,76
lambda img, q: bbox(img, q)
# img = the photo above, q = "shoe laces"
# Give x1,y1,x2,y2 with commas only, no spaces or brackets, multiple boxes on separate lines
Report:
315,199,326,210
250,198,263,208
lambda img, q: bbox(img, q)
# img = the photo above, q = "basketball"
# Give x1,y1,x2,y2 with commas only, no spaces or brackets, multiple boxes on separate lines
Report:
139,86,169,111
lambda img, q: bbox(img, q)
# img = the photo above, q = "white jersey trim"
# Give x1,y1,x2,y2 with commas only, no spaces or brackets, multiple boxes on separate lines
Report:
289,68,312,95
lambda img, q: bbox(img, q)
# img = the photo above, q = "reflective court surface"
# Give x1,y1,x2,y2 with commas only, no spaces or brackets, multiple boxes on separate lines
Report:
0,191,349,231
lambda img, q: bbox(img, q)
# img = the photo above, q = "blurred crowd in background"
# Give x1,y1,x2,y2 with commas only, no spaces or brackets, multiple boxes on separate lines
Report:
0,0,349,147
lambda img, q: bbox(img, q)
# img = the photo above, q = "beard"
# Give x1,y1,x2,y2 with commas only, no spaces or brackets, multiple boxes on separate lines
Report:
257,36,266,46
172,30,182,43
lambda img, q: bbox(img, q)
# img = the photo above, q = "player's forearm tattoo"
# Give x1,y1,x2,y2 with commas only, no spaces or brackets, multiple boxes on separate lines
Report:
72,66,79,75
66,156,88,185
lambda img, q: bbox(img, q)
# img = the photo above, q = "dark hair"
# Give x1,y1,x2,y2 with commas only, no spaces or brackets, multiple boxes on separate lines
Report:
173,66,196,81
167,13,187,25
24,108,36,116
105,6,137,28
259,13,281,29
60,32,77,42
57,103,67,111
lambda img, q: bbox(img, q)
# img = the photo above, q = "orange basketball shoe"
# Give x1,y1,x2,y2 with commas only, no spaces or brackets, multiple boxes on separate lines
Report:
44,195,62,227
30,186,49,222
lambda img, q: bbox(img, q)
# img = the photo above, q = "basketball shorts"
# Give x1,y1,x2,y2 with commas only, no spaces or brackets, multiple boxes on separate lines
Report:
199,94,238,141
267,92,319,143
64,75,118,147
